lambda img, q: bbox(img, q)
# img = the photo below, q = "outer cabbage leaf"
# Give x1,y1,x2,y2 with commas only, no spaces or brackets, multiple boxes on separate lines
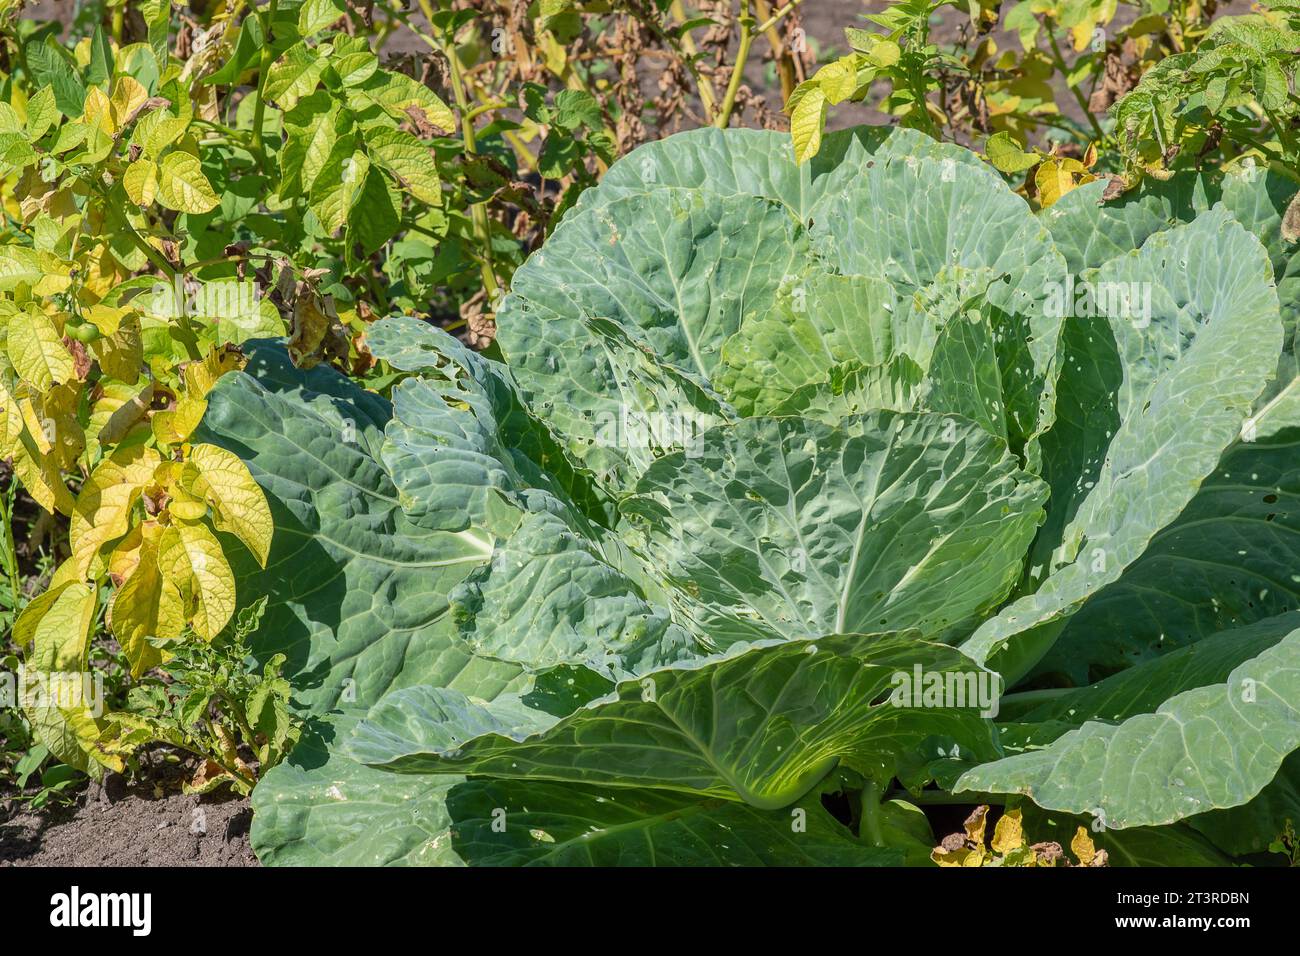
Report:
198,344,525,713
252,714,897,866
959,613,1300,828
345,633,998,810
964,209,1283,678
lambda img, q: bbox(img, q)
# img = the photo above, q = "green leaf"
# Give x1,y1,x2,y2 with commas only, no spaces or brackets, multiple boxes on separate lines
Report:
346,634,996,809
310,139,369,234
623,413,1046,643
87,25,114,87
264,41,329,110
366,127,441,206
349,167,400,255
298,0,346,36
960,613,1300,829
985,131,1038,173
197,342,537,714
27,38,86,117
496,187,807,489
965,208,1283,679
346,70,454,135
24,87,58,141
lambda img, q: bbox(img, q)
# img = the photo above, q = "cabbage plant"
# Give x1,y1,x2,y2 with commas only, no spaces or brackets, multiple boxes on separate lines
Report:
199,126,1300,865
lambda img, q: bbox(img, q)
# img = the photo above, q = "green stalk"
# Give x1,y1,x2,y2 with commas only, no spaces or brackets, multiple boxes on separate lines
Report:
252,0,279,162
859,780,886,846
0,477,22,616
1046,23,1104,141
420,0,500,303
715,1,755,128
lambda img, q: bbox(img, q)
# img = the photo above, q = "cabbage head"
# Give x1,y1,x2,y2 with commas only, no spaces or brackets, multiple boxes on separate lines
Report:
198,125,1300,865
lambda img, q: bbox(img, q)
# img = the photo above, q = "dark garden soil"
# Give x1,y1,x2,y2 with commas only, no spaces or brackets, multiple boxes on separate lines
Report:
0,754,257,867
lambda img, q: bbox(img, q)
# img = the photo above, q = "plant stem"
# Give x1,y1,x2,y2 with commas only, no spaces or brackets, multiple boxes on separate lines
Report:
669,0,718,119
1045,23,1104,141
423,0,500,303
755,0,808,34
252,0,279,162
0,477,23,615
1263,104,1298,165
753,0,796,103
859,780,886,846
715,0,755,128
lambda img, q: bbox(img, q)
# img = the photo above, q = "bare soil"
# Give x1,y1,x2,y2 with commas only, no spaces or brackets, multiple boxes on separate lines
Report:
0,757,256,867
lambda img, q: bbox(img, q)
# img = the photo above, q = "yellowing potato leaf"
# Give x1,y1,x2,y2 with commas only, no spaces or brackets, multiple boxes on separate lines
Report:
187,442,273,566
109,525,183,674
123,159,159,207
183,345,244,397
82,86,116,135
22,581,95,671
789,85,827,165
69,444,161,577
92,311,143,383
156,151,220,213
8,307,74,388
990,807,1024,853
153,394,207,446
0,371,23,453
109,75,149,126
11,437,75,514
159,520,236,640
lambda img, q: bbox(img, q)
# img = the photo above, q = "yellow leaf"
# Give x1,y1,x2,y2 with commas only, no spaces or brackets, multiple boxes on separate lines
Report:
69,444,161,577
109,524,183,675
183,345,244,397
29,381,85,470
187,443,273,566
964,805,989,847
8,306,74,388
991,807,1024,854
123,159,159,207
789,85,827,165
152,394,207,446
22,581,95,671
25,691,121,777
156,151,220,213
12,580,78,648
0,370,23,455
91,311,143,383
168,482,209,521
159,520,236,640
815,55,860,104
1071,826,1098,866
82,86,116,136
109,75,149,127
1035,157,1095,208
10,439,75,514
